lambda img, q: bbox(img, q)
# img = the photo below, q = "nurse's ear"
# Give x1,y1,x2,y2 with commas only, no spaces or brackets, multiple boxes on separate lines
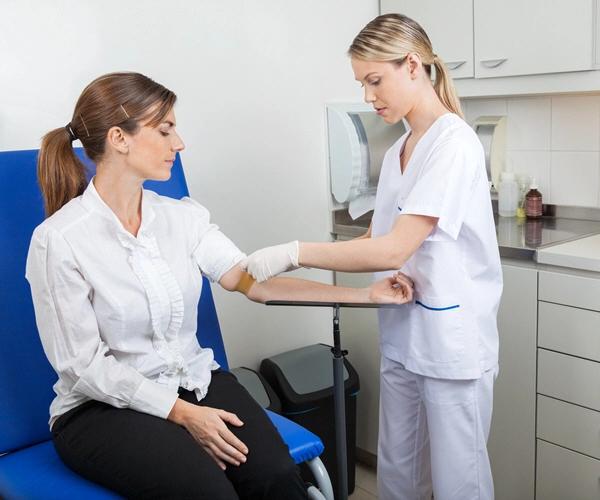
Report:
106,126,129,155
406,52,423,80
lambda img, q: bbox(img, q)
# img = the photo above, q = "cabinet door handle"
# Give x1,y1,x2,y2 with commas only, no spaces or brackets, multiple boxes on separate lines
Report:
445,61,466,70
481,58,508,68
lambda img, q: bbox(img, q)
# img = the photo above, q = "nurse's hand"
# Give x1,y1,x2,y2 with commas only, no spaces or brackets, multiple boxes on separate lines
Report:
241,241,300,282
393,271,414,289
367,272,414,305
168,399,248,470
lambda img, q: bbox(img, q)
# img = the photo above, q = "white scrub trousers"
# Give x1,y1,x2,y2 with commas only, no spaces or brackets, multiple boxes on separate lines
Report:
377,356,498,500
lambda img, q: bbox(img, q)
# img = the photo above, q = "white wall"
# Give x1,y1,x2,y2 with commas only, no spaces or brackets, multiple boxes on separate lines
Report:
1,0,379,369
465,95,600,208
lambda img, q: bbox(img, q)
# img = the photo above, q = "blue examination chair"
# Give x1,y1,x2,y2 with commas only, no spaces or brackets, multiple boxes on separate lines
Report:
0,149,333,500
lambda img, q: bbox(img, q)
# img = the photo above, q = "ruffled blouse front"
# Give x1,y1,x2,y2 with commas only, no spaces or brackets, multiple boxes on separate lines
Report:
26,179,245,426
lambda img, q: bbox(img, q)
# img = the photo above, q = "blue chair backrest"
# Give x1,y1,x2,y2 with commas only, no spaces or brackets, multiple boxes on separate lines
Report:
0,148,228,456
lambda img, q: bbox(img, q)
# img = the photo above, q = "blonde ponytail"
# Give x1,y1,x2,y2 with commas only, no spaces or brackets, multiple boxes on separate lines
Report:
432,56,464,120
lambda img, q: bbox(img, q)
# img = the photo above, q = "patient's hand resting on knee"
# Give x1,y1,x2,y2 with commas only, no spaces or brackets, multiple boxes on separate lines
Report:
168,399,248,470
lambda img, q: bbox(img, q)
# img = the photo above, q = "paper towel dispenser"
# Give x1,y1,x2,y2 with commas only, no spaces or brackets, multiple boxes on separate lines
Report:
327,104,407,218
472,115,507,190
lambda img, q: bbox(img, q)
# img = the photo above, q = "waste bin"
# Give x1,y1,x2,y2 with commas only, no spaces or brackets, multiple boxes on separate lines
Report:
230,366,282,414
260,343,360,497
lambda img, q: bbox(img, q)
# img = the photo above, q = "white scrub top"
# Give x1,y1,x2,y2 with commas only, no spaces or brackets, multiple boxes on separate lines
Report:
372,113,502,380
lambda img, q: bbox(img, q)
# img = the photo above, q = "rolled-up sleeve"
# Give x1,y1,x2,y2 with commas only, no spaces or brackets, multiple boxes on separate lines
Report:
181,197,246,282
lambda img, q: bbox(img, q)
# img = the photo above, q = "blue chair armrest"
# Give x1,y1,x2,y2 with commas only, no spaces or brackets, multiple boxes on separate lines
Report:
265,409,325,465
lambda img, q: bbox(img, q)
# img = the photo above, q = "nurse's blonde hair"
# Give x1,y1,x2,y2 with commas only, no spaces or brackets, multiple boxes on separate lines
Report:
348,13,464,120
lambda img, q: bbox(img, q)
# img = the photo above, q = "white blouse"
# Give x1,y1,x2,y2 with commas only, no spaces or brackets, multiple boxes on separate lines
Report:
26,180,245,427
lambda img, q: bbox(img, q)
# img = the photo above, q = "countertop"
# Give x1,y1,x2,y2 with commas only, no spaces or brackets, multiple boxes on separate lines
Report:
536,232,600,273
495,215,600,260
332,205,600,268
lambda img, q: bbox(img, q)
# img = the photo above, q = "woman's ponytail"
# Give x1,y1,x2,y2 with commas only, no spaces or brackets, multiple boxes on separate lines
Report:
432,57,465,120
37,127,89,218
36,72,177,218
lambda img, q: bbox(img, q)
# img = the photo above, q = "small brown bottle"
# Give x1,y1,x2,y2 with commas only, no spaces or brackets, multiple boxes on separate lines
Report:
525,178,542,219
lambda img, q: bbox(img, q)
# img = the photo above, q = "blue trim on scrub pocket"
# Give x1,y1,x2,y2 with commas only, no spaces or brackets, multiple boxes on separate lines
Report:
415,301,460,311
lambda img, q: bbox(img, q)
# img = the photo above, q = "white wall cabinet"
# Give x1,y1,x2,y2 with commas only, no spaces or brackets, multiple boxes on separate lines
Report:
536,271,600,500
536,440,600,500
380,0,600,96
492,266,600,499
474,0,595,79
487,263,537,500
379,0,474,79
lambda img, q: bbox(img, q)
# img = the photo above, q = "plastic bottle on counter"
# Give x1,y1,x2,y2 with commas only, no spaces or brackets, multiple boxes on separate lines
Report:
525,178,543,219
516,173,530,219
498,170,518,217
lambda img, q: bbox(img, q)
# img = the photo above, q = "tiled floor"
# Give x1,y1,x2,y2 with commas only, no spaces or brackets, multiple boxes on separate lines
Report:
350,462,378,499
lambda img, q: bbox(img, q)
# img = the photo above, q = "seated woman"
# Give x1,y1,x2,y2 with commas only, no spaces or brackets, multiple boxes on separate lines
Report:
25,72,413,500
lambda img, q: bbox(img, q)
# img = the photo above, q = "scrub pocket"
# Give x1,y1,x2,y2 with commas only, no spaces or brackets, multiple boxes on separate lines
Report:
410,291,464,363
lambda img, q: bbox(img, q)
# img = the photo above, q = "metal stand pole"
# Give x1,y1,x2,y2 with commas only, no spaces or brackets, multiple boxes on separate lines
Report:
331,305,348,500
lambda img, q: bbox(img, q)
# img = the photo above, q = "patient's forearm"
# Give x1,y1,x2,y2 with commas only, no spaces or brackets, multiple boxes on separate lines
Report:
246,277,370,304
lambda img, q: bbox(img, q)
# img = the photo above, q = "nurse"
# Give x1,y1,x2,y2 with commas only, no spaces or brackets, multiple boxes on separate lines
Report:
242,13,503,500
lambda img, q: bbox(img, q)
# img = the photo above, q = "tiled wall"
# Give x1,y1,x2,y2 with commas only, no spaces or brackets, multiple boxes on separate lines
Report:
463,95,600,208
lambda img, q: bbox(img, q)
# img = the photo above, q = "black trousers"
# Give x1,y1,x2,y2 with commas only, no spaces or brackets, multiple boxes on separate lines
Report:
52,370,309,499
